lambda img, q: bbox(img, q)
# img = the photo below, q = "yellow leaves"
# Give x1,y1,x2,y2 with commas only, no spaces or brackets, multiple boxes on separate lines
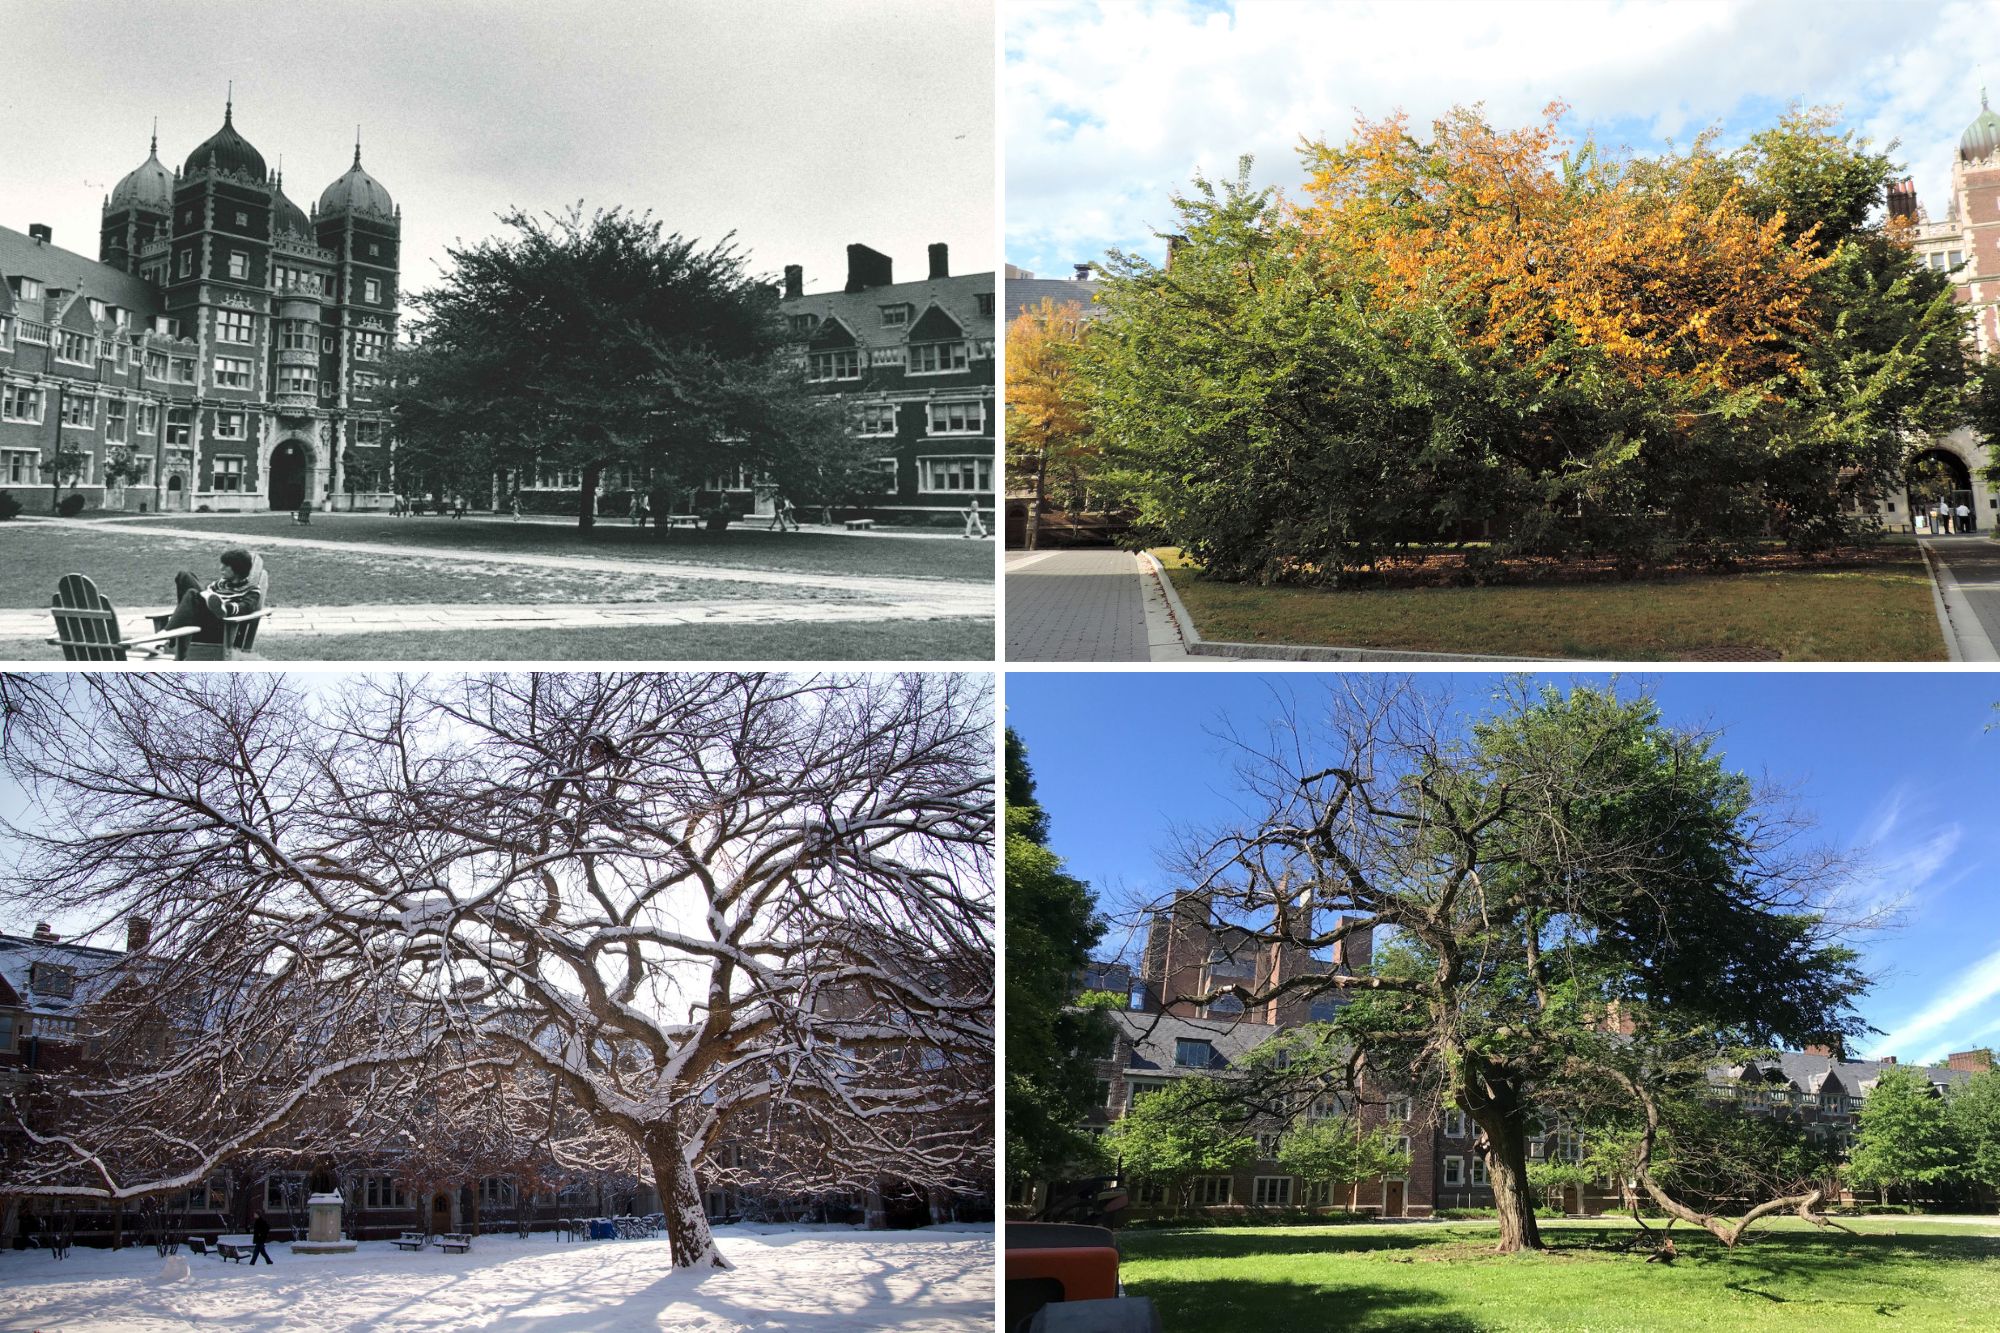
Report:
1290,103,1829,397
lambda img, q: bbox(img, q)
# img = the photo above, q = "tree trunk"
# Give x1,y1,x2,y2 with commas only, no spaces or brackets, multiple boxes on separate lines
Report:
1470,1110,1542,1253
579,461,602,531
1027,452,1045,551
641,1122,729,1270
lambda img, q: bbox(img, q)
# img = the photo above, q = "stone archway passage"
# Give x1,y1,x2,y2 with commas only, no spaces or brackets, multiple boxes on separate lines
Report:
1907,448,1977,533
269,439,311,511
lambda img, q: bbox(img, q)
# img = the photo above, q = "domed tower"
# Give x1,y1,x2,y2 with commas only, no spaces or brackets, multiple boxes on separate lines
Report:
99,124,174,276
313,134,400,503
1952,89,2000,357
162,95,279,511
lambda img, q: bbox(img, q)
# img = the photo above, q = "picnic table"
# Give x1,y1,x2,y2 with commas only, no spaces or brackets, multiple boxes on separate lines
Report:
663,513,702,530
437,1232,473,1254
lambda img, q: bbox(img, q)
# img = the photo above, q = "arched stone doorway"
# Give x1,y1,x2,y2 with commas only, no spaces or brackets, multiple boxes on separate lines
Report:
269,439,312,511
165,473,186,512
1907,448,1976,533
430,1192,454,1236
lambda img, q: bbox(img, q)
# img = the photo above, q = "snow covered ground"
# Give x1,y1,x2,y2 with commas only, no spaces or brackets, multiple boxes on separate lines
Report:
0,1222,995,1332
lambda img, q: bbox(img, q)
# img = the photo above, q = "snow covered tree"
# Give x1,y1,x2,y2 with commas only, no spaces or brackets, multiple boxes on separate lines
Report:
0,672,994,1271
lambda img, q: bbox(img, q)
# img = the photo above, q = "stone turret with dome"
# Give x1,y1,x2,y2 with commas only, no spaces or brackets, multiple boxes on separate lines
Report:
317,139,396,219
109,127,173,213
1962,89,2000,163
272,177,315,243
183,98,268,182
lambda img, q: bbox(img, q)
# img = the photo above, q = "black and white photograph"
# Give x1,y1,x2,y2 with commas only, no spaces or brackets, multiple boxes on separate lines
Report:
0,1,996,664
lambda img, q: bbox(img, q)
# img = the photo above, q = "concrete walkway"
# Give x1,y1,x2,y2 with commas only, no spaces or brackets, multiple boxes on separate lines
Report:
1922,536,2000,661
1005,549,1187,661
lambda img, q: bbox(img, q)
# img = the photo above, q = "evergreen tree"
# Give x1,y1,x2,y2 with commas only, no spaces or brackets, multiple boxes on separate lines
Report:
1005,728,1114,1186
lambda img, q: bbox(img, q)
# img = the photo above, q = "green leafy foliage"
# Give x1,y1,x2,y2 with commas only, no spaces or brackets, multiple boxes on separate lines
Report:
1104,1077,1256,1213
1004,729,1114,1183
1946,1067,2000,1192
1847,1066,1961,1200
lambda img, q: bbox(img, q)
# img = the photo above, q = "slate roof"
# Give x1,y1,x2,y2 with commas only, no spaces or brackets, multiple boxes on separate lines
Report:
1007,276,1106,321
0,931,124,1019
1729,1050,1976,1097
1109,1007,1286,1076
781,270,994,353
0,225,162,320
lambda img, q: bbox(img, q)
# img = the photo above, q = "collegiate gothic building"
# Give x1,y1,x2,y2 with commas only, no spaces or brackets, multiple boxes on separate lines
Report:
778,243,995,521
0,101,398,514
1878,91,2000,531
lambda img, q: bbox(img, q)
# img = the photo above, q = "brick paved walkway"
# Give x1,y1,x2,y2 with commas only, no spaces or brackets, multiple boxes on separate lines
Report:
1005,549,1150,661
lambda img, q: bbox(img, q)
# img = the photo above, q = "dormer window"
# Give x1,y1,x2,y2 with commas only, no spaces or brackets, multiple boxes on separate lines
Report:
976,293,994,316
1175,1038,1215,1068
880,304,910,327
788,314,818,336
30,961,76,998
13,277,43,301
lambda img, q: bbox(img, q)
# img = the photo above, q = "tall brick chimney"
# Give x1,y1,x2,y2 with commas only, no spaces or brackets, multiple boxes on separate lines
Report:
28,223,52,244
844,244,893,293
783,265,803,300
1947,1048,1995,1072
127,916,152,953
928,242,949,280
31,922,57,944
1878,1055,1898,1065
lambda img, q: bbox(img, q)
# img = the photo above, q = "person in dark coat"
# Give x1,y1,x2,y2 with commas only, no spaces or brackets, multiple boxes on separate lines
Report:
164,548,266,656
250,1209,274,1265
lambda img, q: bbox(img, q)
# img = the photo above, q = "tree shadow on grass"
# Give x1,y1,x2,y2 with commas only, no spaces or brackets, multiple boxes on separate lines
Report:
1130,1274,1488,1333
1122,1228,1461,1264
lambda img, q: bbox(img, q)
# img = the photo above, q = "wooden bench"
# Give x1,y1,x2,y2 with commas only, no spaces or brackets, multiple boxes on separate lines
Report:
437,1232,473,1254
185,1237,208,1257
844,518,876,530
664,513,702,530
392,1232,427,1251
215,1241,252,1263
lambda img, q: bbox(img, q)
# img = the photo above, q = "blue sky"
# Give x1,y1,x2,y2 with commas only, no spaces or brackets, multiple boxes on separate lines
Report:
1007,671,2000,1066
1006,0,2000,280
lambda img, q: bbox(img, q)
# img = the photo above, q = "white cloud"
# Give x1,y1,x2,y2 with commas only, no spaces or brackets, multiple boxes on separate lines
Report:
1867,944,2000,1063
1006,0,2000,275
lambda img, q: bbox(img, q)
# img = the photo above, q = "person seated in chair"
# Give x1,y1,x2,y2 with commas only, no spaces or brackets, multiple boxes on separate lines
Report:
164,547,266,656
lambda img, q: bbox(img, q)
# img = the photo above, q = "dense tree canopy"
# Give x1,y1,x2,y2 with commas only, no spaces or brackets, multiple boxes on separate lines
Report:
1077,105,1970,583
1848,1066,1961,1204
1004,729,1114,1185
1143,677,1870,1251
384,207,855,528
1005,297,1100,549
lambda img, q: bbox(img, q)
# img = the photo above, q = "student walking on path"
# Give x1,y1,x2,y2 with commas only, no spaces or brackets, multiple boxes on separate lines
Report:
250,1210,274,1265
962,500,987,538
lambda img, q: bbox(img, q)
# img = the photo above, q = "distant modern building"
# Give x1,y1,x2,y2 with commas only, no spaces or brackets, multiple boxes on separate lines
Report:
0,100,399,514
777,243,994,522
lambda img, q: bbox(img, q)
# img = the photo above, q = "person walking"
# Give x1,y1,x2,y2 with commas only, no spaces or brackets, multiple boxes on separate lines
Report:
962,499,987,539
249,1209,274,1265
509,493,522,521
632,493,649,528
1956,501,1971,534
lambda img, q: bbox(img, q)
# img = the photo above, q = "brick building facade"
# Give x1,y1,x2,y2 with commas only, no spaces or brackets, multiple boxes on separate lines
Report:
0,101,398,515
776,242,994,522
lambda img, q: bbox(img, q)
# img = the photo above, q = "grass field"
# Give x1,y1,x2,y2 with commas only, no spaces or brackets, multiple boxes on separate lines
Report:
1155,547,1947,661
1118,1218,2000,1331
0,520,826,611
120,512,995,583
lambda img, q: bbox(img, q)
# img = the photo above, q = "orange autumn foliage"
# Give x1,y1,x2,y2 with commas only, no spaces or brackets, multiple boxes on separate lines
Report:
1290,103,1833,394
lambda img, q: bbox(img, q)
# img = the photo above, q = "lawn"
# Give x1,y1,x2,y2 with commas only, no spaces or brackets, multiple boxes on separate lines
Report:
0,617,993,663
120,512,995,583
0,520,825,611
1154,546,1947,661
1117,1218,2000,1332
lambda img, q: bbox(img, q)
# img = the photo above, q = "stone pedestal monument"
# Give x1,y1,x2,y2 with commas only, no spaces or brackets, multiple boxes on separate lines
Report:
290,1192,358,1254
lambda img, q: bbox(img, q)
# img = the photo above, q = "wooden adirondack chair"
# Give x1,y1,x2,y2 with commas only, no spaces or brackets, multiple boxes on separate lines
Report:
47,573,199,662
148,599,272,661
